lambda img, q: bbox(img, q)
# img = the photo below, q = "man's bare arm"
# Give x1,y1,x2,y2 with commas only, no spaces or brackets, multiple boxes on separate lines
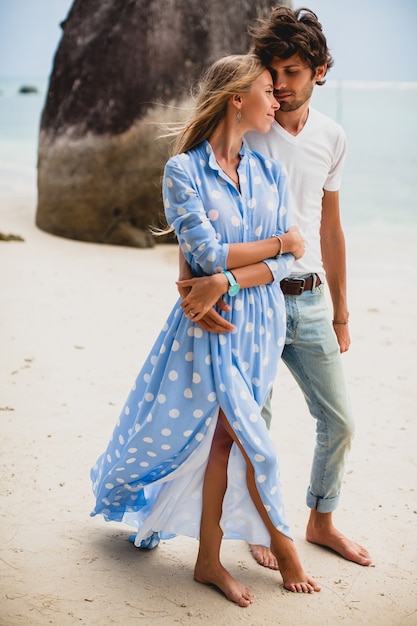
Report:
321,189,350,353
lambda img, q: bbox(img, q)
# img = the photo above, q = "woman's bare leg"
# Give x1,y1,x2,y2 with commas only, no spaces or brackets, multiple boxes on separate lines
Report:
219,412,321,593
194,413,254,607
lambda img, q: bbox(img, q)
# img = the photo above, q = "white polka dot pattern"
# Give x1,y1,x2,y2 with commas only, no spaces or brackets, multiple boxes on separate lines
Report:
90,141,294,546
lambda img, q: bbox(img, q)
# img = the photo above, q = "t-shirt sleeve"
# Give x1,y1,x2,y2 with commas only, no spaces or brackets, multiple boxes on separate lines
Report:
324,126,347,191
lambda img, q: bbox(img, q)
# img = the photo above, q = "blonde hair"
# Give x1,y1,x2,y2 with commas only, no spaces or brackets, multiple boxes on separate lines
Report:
152,54,267,237
173,54,267,155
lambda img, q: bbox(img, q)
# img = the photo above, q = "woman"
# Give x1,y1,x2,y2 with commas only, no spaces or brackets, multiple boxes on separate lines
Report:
90,54,320,607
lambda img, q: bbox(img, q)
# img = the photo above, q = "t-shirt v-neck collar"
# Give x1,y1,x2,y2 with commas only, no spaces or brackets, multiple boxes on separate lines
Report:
274,108,311,143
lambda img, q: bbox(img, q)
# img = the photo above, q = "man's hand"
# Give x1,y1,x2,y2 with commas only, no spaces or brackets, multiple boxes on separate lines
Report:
333,322,351,353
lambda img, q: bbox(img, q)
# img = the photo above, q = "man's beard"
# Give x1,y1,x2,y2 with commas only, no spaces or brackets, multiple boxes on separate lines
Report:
275,84,314,112
276,100,302,112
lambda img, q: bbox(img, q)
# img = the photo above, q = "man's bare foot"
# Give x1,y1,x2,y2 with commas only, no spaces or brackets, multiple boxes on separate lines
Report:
249,544,279,570
306,511,372,566
271,542,321,593
194,560,254,607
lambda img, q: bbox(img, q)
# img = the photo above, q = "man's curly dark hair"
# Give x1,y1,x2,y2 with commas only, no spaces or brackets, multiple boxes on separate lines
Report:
248,6,334,85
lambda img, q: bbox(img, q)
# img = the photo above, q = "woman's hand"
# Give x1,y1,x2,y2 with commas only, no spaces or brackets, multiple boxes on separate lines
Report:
192,304,235,333
177,274,230,322
280,225,305,260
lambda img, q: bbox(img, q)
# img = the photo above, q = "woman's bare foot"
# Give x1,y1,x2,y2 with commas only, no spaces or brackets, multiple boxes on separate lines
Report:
194,560,254,607
249,544,279,570
271,541,321,594
306,511,372,566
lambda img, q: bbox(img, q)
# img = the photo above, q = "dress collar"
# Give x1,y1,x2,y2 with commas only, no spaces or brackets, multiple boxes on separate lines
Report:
204,140,248,174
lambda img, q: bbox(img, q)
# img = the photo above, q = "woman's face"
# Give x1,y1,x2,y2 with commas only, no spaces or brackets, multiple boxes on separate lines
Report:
240,69,279,134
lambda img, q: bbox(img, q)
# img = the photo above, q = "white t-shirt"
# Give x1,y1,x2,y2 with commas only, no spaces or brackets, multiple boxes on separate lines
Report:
246,107,347,277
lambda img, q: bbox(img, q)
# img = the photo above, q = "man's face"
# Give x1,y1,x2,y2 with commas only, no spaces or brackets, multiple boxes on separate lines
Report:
269,54,325,112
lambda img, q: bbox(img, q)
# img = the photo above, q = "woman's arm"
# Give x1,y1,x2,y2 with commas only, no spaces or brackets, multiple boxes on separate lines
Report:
225,226,303,269
179,261,277,322
177,225,304,324
164,158,302,276
168,153,303,326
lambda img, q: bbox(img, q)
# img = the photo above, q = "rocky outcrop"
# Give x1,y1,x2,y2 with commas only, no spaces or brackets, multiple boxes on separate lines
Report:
36,0,289,247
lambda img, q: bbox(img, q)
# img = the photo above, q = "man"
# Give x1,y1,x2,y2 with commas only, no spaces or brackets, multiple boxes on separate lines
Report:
178,7,371,568
244,6,371,568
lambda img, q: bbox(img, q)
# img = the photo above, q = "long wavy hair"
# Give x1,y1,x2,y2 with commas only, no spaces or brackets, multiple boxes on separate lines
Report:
153,54,267,236
172,54,267,155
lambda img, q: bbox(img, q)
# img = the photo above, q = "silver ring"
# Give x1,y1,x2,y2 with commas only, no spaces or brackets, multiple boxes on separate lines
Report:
189,310,196,317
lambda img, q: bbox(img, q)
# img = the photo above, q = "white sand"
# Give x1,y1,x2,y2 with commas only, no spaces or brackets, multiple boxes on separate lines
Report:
1,191,417,625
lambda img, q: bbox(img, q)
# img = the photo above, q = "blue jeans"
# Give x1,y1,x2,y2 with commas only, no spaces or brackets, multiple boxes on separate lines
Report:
262,279,354,514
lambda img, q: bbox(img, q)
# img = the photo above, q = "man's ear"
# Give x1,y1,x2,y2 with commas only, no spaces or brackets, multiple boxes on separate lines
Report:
315,64,327,82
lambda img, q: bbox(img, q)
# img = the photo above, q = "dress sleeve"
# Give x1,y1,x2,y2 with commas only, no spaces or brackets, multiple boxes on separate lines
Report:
263,162,295,283
163,156,229,276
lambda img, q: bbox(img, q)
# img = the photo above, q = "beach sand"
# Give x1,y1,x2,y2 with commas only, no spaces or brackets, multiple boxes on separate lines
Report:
1,190,416,626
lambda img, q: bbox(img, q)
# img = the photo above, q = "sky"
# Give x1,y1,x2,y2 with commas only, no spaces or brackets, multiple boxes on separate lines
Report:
0,0,416,82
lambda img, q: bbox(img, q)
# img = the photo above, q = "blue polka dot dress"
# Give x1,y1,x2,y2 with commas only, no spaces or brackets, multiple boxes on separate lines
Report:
90,141,295,548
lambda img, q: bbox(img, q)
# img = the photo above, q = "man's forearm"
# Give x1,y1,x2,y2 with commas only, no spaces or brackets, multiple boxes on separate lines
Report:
178,248,194,280
322,233,349,320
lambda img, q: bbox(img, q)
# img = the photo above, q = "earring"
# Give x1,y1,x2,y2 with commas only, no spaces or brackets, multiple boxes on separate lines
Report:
236,111,241,124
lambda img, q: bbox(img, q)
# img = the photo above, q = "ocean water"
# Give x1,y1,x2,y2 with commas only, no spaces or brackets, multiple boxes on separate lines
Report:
0,76,48,194
311,81,417,230
1,76,416,229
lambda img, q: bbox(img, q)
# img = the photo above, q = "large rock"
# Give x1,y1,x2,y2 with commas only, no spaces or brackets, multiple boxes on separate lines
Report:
36,0,289,247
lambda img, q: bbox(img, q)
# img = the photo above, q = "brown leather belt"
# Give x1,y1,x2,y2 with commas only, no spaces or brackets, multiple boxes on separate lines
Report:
280,274,322,296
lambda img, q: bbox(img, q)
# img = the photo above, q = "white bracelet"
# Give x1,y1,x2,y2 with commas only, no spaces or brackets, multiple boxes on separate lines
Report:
272,234,283,257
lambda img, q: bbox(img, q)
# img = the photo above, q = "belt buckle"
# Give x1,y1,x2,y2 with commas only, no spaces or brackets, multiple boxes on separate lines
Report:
282,277,305,295
292,278,305,295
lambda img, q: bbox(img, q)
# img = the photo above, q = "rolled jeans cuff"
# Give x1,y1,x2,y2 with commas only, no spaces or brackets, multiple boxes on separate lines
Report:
306,489,340,513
